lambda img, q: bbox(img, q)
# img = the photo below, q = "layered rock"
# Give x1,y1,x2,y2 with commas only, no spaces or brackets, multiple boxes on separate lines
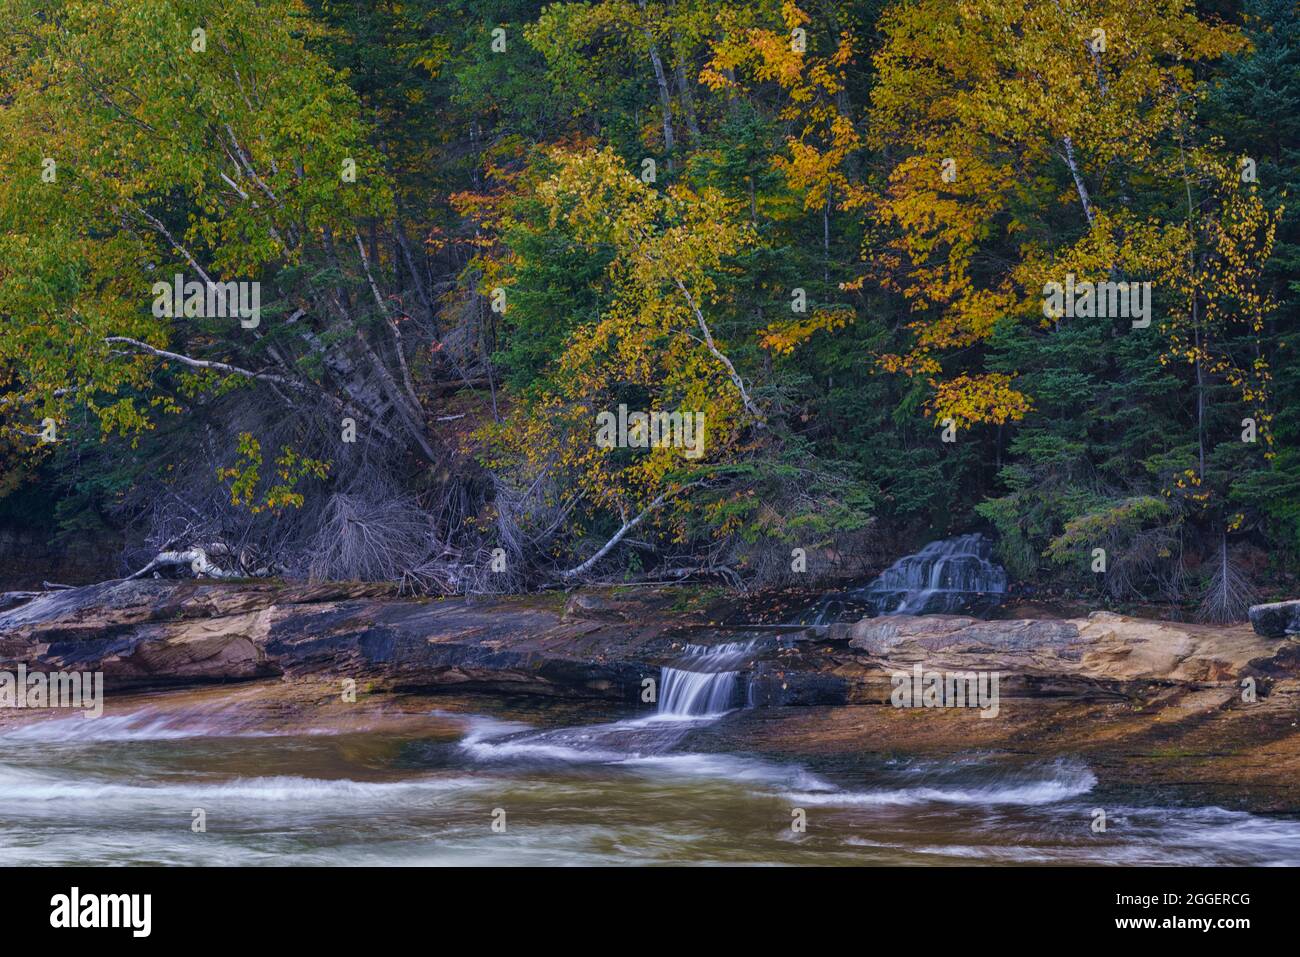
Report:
836,611,1280,684
3,580,1298,812
0,579,680,698
1,580,1296,706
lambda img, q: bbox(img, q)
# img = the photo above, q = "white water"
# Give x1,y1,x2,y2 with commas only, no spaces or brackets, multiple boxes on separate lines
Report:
797,534,1008,626
786,759,1098,807
3,697,1300,865
453,640,762,764
0,705,310,742
860,533,1007,616
658,640,758,717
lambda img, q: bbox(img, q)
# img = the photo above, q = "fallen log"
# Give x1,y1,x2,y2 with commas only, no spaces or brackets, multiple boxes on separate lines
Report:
124,547,236,581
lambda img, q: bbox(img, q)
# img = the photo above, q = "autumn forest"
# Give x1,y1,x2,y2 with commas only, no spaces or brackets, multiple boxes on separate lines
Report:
1,0,1297,619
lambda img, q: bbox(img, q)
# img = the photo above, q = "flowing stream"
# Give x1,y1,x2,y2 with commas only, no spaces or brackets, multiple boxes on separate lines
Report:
1,657,1298,865
1,563,1294,865
858,533,1008,615
802,533,1008,626
658,640,758,716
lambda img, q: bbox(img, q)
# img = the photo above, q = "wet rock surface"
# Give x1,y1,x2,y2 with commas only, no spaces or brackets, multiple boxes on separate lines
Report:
838,611,1288,685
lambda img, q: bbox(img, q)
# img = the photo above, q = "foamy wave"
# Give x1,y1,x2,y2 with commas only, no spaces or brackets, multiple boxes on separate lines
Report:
620,752,836,791
0,707,315,743
456,713,701,765
1105,804,1300,865
452,713,535,745
787,761,1097,808
451,713,629,763
461,737,629,764
452,707,843,793
0,765,488,804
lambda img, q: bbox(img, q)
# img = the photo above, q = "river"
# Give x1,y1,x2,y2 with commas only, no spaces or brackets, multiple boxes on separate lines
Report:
2,671,1298,866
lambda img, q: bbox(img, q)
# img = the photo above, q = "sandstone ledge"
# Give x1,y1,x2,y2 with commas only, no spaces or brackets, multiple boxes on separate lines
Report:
3,581,1298,812
0,581,1295,706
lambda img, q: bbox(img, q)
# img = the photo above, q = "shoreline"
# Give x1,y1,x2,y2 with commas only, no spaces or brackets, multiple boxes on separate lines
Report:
0,578,1297,816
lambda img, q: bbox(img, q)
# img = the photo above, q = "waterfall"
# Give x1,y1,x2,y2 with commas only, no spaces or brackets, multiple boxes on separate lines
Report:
453,640,763,765
858,533,1006,616
658,641,758,717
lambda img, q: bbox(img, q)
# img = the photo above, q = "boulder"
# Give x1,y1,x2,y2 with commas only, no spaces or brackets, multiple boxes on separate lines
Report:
1249,600,1300,638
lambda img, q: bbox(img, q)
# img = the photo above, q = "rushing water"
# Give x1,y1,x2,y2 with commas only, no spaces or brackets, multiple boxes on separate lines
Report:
658,641,760,716
859,533,1007,615
1,674,1298,866
802,534,1008,626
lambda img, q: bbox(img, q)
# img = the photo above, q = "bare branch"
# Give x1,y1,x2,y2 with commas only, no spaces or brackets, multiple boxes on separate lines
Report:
561,482,703,579
673,278,766,425
105,336,297,388
126,202,218,286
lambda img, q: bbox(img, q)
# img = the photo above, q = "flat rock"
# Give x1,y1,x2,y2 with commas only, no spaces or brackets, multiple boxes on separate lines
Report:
0,580,679,699
845,615,981,655
846,614,1079,656
846,611,1282,684
2,580,1296,706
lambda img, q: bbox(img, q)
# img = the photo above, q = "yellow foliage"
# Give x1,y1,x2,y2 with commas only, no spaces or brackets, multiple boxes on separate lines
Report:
759,308,853,355
929,374,1033,429
478,147,764,541
864,0,1246,427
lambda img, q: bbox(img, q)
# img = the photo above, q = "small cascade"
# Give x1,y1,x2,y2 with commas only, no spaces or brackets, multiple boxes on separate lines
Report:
456,640,762,765
658,641,758,717
859,533,1006,616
